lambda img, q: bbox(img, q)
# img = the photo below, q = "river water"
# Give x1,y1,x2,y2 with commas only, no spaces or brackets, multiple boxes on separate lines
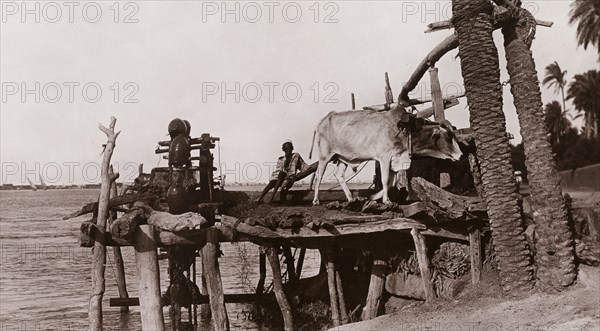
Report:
0,189,321,330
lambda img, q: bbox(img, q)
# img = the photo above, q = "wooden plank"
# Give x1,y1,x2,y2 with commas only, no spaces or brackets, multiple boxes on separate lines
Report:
201,228,230,331
134,225,165,331
469,228,482,284
421,226,468,241
410,228,436,302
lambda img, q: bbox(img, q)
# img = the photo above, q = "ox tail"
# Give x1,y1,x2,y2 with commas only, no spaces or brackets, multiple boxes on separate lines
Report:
309,130,316,159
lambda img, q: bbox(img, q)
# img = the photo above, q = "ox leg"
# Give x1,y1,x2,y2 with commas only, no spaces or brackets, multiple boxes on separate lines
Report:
334,163,353,202
312,160,328,205
380,158,392,204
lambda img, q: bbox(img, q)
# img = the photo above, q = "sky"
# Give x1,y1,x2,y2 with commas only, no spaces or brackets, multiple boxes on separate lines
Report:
1,0,598,186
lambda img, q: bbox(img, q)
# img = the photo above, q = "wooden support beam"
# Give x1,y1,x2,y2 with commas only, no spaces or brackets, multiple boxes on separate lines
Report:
335,270,348,324
425,17,553,33
134,225,165,331
256,251,267,294
323,248,340,326
282,246,298,282
109,176,129,313
362,247,387,320
429,67,445,122
410,228,436,302
199,267,211,321
201,228,230,331
363,94,463,111
410,177,487,222
89,117,120,331
399,34,459,103
421,226,468,242
110,293,276,306
469,228,482,284
416,98,460,119
267,247,294,331
296,248,306,279
64,192,157,220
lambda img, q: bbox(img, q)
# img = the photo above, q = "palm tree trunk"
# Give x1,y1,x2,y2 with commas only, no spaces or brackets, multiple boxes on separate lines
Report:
452,0,533,293
502,11,576,291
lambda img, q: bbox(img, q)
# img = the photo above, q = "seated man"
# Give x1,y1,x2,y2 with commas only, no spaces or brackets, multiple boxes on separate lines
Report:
257,140,309,203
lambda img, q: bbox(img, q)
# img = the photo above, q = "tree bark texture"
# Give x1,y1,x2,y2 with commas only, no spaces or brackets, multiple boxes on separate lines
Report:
452,0,533,292
502,11,576,291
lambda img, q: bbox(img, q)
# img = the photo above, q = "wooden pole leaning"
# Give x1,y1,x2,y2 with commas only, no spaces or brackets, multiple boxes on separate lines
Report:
134,224,165,331
410,228,436,302
266,246,294,331
89,117,121,331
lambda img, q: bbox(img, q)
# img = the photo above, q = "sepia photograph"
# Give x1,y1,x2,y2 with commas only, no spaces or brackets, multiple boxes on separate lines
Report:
1,0,599,330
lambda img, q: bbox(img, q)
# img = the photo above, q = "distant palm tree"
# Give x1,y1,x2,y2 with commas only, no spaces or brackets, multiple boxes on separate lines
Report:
544,101,571,145
543,62,568,112
567,70,600,138
569,0,600,57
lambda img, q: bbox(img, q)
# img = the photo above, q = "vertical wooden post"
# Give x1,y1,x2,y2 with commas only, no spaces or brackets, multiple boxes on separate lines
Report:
134,225,165,331
335,270,348,324
109,173,129,313
361,247,387,321
199,272,211,320
322,248,340,326
429,66,445,122
201,228,229,331
295,248,306,279
410,228,436,302
351,93,356,110
256,251,267,294
430,66,451,188
192,256,198,326
469,228,482,284
266,246,294,331
282,246,297,282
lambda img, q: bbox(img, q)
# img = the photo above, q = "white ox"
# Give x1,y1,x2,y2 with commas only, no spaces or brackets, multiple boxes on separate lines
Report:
309,106,463,205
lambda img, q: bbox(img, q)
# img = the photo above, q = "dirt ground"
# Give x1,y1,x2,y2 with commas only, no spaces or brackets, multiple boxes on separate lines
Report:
331,265,599,331
331,191,600,331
